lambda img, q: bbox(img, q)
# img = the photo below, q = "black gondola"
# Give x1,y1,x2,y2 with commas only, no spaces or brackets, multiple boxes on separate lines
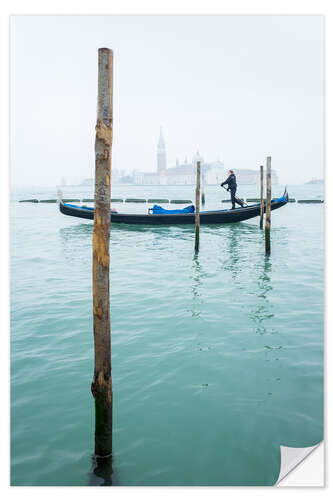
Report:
58,190,288,225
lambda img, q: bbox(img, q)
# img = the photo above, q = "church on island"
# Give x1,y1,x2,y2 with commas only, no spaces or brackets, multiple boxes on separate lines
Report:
132,128,278,186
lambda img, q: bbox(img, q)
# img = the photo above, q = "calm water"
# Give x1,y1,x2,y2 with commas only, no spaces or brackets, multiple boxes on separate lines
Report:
11,184,324,486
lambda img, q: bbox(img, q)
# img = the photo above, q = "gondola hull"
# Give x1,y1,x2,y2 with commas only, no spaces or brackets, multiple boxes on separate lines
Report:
59,192,288,225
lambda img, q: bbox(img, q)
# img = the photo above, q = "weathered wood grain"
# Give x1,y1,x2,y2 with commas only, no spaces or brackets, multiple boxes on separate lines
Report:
91,48,113,459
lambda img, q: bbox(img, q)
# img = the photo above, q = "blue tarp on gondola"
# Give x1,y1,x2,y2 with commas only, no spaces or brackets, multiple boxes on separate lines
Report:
152,204,195,214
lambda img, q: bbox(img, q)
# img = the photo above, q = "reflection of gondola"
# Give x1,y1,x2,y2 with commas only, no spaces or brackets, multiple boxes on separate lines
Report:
58,190,288,225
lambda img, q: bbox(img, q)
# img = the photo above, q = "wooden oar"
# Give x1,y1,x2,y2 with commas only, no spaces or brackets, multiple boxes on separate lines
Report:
221,185,248,207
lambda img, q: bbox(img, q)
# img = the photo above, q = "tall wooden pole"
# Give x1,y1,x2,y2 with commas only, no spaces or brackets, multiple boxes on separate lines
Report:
91,48,113,458
195,161,200,252
265,157,271,255
259,165,264,229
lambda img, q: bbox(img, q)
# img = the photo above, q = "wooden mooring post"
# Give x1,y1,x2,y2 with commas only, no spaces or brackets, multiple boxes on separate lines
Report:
265,157,272,255
259,165,264,229
91,48,113,459
195,161,200,252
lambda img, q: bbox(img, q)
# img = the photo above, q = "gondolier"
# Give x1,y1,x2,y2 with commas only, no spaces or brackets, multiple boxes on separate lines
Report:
221,170,243,209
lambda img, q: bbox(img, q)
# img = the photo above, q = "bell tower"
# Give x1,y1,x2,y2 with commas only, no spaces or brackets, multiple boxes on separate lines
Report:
157,127,167,172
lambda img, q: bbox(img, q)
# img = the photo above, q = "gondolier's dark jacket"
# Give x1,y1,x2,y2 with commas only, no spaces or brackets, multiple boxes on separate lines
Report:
221,174,237,190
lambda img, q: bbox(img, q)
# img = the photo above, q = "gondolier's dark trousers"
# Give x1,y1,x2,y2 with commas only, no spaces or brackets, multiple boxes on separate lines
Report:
230,187,242,209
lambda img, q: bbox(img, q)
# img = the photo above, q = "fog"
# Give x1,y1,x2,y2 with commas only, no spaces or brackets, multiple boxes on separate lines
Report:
11,15,323,187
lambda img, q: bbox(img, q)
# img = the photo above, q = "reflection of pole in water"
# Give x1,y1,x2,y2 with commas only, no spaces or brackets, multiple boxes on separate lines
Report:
192,254,202,297
222,225,241,281
190,253,203,317
258,256,272,297
89,455,113,486
250,256,273,335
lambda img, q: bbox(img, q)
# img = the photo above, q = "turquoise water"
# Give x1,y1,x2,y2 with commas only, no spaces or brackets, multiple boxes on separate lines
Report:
11,184,324,486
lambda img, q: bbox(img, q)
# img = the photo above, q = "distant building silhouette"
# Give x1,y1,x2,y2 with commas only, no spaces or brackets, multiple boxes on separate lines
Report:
157,127,167,173
80,178,94,186
132,128,279,185
133,129,224,185
306,178,323,185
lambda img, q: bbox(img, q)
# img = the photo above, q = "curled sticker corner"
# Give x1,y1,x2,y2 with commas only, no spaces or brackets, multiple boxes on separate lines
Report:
275,441,323,485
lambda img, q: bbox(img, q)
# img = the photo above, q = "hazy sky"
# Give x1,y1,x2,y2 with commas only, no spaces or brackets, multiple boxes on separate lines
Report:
11,15,323,186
